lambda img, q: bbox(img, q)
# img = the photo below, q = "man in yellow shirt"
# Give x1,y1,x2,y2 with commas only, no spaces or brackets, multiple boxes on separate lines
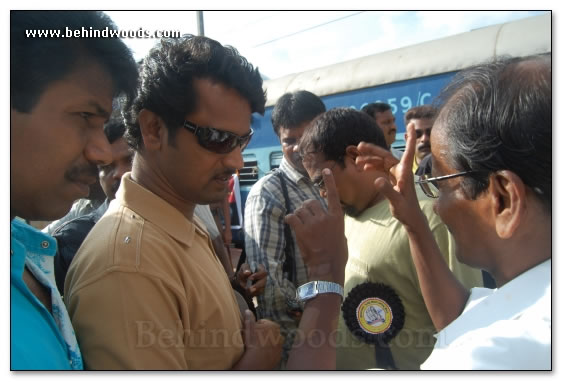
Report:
298,108,483,370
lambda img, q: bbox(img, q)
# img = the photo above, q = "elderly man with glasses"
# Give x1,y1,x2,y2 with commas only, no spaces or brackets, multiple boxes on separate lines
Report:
298,107,483,370
355,54,551,369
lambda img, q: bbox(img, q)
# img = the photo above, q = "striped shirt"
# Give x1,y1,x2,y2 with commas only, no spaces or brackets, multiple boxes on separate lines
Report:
244,157,326,365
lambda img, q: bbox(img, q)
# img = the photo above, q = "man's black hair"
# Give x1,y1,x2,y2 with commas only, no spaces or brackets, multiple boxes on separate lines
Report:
299,107,387,165
434,54,551,211
270,90,326,137
124,35,266,150
404,105,437,125
361,102,391,118
11,11,138,113
104,105,126,144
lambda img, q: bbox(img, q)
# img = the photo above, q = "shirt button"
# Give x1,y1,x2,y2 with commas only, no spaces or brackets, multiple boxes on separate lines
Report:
124,236,131,244
41,241,49,249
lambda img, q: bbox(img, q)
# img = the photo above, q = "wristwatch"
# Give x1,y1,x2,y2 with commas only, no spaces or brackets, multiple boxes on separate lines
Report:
296,281,344,303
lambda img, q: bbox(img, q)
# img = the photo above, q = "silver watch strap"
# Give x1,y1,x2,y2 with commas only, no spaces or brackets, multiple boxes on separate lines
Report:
316,281,344,296
297,280,344,302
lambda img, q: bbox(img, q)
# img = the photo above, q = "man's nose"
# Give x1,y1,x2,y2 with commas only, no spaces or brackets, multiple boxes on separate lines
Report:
420,132,430,143
85,128,112,166
223,146,244,170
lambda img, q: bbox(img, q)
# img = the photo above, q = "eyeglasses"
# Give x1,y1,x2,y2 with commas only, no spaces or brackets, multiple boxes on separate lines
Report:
416,171,479,198
183,120,253,154
312,163,337,191
415,128,432,139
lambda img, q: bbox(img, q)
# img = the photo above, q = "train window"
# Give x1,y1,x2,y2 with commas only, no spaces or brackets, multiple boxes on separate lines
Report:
269,151,283,170
240,154,259,186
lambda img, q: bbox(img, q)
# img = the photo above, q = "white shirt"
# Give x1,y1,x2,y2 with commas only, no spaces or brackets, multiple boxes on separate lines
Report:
194,204,220,239
422,259,551,370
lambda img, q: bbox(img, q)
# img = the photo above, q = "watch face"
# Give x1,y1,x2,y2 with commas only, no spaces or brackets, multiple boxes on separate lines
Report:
298,282,315,300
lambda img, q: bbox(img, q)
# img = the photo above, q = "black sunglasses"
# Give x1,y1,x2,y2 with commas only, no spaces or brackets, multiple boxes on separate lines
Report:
183,120,253,154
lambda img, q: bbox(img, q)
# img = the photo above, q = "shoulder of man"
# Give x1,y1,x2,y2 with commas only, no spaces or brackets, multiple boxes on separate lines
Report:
66,202,187,298
53,214,97,246
415,186,443,229
415,155,433,176
246,169,286,199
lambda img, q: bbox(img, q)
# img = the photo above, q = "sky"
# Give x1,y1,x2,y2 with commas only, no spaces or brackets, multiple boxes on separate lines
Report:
105,10,548,80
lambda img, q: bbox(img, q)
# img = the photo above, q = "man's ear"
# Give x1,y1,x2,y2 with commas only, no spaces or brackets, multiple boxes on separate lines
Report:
489,170,526,239
345,145,361,169
138,109,165,151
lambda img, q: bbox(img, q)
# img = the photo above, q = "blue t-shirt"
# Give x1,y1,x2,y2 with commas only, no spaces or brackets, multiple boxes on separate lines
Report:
11,219,82,370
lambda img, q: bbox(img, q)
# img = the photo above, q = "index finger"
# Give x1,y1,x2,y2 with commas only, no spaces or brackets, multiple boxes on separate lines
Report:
400,122,417,171
321,168,342,216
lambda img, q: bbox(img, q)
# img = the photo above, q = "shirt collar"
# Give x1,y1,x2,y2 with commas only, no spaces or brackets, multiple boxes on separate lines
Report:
437,258,551,346
11,219,57,279
279,157,311,184
116,173,195,247
11,219,57,256
349,198,395,226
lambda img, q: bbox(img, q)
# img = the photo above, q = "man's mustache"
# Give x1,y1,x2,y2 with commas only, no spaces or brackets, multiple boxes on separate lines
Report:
64,164,98,184
417,143,431,151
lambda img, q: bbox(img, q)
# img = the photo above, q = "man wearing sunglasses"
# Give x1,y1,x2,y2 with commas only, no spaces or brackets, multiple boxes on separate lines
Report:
404,105,436,175
65,35,285,369
356,54,551,369
298,108,483,370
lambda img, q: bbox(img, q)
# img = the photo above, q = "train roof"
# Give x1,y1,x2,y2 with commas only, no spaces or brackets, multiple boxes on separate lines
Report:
263,13,551,107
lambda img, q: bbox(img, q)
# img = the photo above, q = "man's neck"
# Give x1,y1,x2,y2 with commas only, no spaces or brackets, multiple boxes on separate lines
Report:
490,210,551,287
364,174,389,209
130,156,196,221
283,157,308,178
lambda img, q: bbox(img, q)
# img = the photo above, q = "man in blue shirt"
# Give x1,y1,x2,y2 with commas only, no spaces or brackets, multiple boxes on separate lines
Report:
10,11,137,370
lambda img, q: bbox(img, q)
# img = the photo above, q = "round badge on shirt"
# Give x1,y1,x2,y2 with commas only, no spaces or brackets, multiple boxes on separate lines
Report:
342,282,405,345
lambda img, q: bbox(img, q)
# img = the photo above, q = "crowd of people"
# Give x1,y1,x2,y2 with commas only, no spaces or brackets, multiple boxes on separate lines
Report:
10,11,551,370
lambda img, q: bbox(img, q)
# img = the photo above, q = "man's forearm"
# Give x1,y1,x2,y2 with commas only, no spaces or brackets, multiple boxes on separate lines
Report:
286,294,341,370
405,216,469,330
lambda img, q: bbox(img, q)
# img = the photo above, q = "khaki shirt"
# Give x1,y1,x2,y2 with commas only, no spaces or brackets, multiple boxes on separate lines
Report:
65,174,244,370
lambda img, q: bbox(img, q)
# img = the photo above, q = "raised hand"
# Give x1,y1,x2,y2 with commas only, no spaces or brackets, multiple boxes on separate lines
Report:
284,168,347,285
356,122,426,229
